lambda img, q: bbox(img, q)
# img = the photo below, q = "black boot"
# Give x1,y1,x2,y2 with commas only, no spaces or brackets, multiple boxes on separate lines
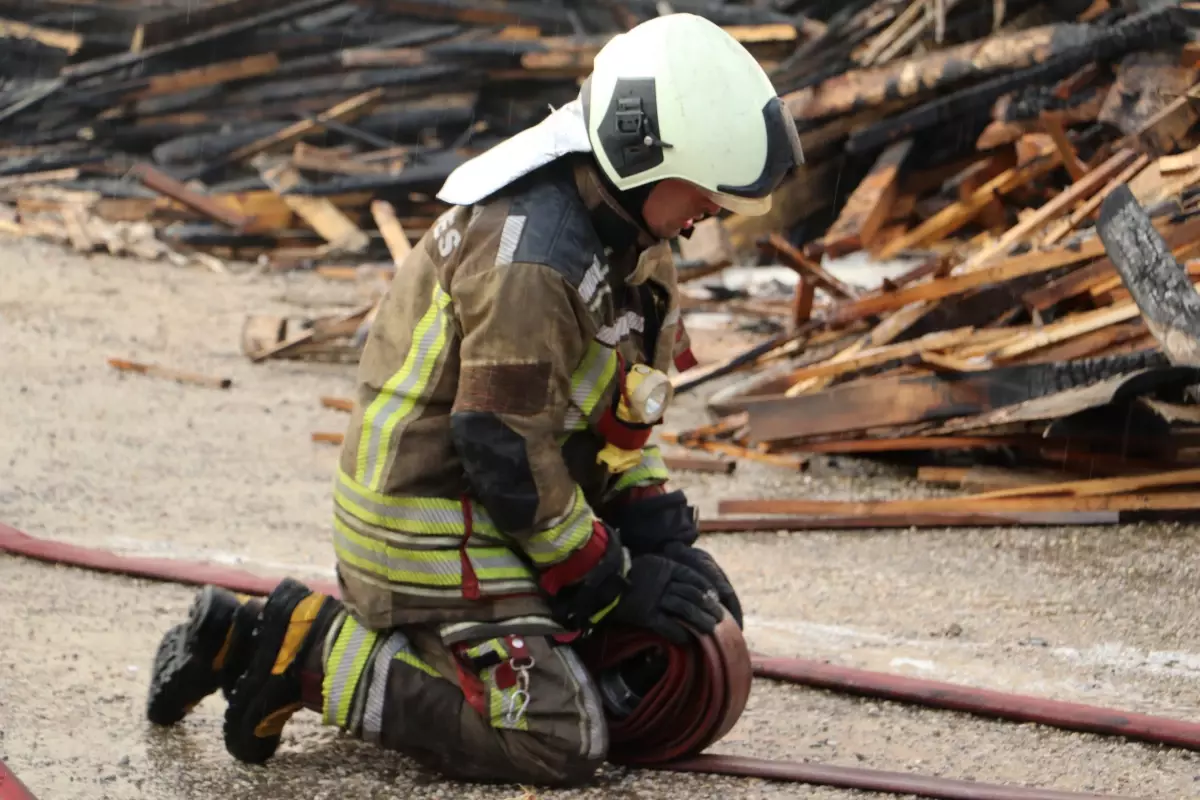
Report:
146,585,263,726
223,578,342,764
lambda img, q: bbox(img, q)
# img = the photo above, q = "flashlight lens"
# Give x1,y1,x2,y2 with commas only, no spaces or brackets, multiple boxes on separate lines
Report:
642,385,668,420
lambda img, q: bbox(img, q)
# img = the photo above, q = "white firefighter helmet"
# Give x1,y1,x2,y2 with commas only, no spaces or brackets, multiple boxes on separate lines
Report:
437,13,803,216
581,13,804,216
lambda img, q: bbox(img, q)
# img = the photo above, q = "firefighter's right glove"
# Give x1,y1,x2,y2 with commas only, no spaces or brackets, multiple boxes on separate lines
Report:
609,554,721,645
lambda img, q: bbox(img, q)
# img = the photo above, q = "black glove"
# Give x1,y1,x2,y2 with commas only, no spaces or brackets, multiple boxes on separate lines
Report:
662,542,743,629
609,554,721,645
601,489,697,555
544,524,629,634
603,489,744,630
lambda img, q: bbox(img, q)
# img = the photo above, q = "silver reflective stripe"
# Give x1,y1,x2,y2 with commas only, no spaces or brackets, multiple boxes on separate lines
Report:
495,214,526,267
438,615,561,642
596,310,644,346
335,467,505,540
557,646,607,761
357,284,453,489
334,519,533,588
362,630,409,745
323,618,374,729
336,560,536,600
578,256,609,305
522,488,593,566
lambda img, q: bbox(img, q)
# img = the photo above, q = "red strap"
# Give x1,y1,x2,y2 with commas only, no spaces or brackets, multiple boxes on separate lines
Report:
674,347,698,372
459,495,481,600
596,405,654,451
538,521,609,595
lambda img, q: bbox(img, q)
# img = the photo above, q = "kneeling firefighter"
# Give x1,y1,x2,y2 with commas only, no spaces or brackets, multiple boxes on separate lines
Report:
145,12,803,787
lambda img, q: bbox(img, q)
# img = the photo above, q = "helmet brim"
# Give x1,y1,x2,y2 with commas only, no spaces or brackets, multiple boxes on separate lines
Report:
703,189,772,216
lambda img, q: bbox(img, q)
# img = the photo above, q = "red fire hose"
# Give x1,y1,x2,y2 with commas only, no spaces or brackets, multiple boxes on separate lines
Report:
0,521,1175,799
0,760,36,800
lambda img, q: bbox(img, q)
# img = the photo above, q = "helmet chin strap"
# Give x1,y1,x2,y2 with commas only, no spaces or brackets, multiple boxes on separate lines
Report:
595,160,659,241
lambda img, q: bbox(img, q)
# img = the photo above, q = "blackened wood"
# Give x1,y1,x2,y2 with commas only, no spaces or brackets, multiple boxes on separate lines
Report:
60,0,344,81
846,6,1186,154
1098,184,1200,367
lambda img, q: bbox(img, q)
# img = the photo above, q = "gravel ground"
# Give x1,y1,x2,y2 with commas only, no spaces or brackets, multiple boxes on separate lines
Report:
2,238,1200,799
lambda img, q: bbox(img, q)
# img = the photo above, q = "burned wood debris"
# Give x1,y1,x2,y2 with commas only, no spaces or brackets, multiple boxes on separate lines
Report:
5,1,1200,506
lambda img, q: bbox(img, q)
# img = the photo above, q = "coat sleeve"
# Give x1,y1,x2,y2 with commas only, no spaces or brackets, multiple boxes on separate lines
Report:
449,258,622,598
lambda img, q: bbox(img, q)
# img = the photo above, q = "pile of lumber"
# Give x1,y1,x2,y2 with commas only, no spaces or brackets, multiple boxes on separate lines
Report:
10,0,1200,517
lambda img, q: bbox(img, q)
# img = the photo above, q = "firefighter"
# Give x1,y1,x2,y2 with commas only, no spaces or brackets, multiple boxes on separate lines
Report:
145,12,804,787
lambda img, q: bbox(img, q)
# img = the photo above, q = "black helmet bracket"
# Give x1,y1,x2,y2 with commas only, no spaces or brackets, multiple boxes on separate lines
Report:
582,75,674,181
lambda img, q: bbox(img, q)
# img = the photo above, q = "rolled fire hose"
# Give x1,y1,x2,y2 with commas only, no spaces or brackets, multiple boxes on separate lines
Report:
0,522,1170,800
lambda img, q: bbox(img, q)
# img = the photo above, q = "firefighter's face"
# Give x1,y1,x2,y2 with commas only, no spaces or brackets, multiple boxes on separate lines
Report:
641,179,722,240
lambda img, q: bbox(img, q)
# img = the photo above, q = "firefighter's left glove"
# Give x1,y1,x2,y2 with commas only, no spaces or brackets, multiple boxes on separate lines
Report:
661,541,743,629
609,554,722,645
603,489,743,629
541,522,630,634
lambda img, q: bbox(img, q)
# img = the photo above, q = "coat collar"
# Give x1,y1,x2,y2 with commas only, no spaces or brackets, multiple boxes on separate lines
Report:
570,158,659,258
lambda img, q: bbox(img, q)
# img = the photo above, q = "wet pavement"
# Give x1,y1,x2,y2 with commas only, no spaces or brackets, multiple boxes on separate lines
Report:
2,238,1200,799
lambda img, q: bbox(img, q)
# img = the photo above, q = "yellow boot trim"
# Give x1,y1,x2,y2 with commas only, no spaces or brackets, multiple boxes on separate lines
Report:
211,626,235,671
255,701,304,738
271,594,328,676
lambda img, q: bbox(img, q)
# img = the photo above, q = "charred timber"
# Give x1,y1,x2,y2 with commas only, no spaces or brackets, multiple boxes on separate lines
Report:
788,22,1096,124
734,351,1170,443
216,64,462,107
845,6,1186,155
1098,184,1200,367
281,150,472,196
58,0,345,82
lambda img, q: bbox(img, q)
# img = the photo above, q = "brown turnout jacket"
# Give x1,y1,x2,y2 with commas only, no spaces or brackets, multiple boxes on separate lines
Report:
332,155,694,642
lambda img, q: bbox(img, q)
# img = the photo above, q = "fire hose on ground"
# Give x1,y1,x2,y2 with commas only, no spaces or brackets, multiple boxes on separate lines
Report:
2,521,1196,800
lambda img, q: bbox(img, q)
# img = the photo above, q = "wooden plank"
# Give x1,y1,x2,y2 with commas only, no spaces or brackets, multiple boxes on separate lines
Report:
226,88,384,165
131,0,282,53
255,159,369,253
0,17,82,54
876,146,1061,259
782,327,979,386
130,164,251,230
820,138,913,258
834,214,1200,326
62,0,342,80
127,53,281,100
292,143,392,176
990,301,1141,362
370,199,413,263
970,467,1200,500
718,491,1200,517
761,233,854,299
1041,153,1151,246
959,147,1138,272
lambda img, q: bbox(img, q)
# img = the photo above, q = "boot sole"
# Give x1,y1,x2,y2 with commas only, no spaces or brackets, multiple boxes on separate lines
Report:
145,585,237,726
223,578,317,764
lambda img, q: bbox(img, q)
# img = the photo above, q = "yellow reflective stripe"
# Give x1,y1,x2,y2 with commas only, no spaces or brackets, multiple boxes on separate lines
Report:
334,516,534,588
522,486,595,567
487,674,530,731
465,639,509,662
589,594,621,625
335,467,505,541
394,650,440,679
322,616,377,728
564,340,617,430
356,283,453,489
611,445,670,494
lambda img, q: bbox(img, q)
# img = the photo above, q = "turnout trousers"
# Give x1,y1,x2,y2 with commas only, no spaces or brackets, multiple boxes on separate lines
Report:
310,606,610,787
